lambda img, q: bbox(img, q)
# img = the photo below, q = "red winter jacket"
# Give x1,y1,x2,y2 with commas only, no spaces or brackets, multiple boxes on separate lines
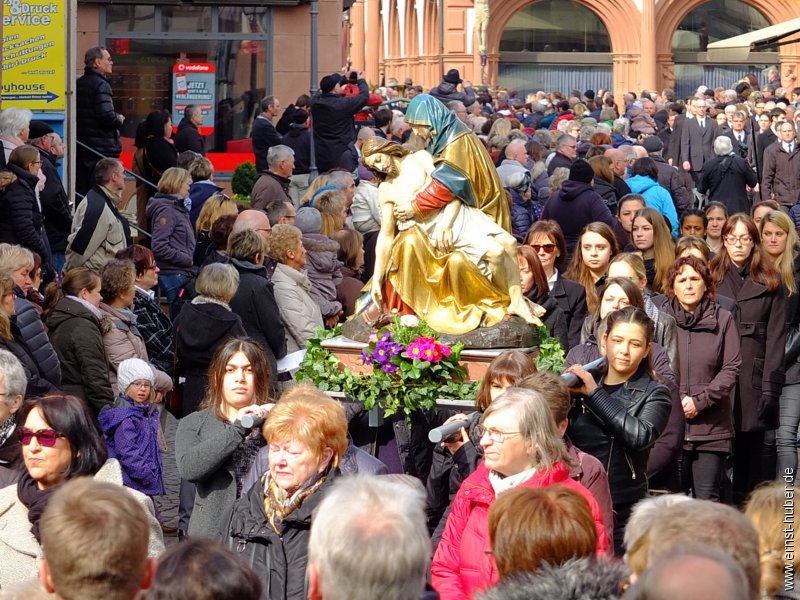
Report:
430,461,610,600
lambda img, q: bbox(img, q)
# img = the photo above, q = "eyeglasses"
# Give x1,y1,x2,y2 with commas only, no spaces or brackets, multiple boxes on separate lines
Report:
724,235,753,246
474,425,521,443
130,380,152,389
18,427,65,447
530,243,556,254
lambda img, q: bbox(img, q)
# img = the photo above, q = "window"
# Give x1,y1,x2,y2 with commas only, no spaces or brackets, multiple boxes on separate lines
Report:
500,0,611,53
672,0,771,52
103,5,270,153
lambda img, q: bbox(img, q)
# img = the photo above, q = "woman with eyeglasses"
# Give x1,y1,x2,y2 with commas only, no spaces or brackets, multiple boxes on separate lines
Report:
710,214,786,504
758,210,800,478
115,244,174,375
0,145,51,270
524,220,587,349
566,307,672,554
431,388,609,600
0,394,165,588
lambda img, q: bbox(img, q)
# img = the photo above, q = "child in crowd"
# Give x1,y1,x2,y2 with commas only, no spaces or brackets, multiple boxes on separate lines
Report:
295,205,344,327
98,358,164,500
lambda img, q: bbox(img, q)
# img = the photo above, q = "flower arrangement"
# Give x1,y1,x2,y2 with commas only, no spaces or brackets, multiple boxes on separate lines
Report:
297,315,478,417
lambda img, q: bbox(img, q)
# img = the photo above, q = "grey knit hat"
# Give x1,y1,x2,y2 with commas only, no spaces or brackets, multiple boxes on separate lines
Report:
117,358,155,395
296,206,322,234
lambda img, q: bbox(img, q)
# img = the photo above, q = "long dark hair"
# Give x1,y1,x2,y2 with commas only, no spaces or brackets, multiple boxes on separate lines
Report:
710,214,781,292
474,350,537,411
17,395,108,479
199,338,272,421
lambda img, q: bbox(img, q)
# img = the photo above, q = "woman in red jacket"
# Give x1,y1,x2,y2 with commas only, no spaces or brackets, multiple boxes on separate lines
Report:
430,388,609,600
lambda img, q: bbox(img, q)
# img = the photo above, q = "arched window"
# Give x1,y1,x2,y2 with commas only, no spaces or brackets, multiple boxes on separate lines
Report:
671,0,776,98
499,1,611,95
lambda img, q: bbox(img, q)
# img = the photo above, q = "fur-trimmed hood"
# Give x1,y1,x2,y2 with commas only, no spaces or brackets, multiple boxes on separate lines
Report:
301,233,340,253
477,557,628,600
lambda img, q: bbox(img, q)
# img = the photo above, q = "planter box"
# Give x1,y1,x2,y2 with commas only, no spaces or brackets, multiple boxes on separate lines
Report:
320,335,538,382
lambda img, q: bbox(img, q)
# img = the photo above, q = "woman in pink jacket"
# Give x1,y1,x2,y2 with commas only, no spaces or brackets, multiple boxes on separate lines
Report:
431,388,610,600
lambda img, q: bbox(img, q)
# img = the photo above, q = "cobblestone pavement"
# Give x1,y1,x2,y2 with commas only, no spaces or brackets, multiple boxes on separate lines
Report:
154,409,180,547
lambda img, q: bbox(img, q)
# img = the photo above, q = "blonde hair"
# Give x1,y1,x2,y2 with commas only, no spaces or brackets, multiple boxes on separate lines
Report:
745,481,798,596
0,243,34,275
39,478,150,600
313,189,346,237
0,276,13,339
195,193,238,234
268,224,303,264
157,167,191,195
609,252,648,282
759,210,798,295
300,174,330,206
262,385,348,467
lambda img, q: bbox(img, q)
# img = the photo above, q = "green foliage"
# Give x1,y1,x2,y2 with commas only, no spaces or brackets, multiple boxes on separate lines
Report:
231,161,259,198
532,326,565,374
296,318,479,418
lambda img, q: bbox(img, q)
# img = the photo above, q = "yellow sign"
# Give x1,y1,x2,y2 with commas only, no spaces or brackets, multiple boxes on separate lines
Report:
2,0,65,110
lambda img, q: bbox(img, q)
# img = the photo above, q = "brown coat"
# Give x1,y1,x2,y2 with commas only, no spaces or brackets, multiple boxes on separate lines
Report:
661,298,741,442
250,171,291,211
716,265,787,432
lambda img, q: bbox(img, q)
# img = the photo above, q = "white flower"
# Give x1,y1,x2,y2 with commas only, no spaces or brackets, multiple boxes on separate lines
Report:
400,315,420,327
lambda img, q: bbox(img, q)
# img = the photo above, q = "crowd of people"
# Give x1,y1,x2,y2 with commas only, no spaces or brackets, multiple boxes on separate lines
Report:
0,44,798,598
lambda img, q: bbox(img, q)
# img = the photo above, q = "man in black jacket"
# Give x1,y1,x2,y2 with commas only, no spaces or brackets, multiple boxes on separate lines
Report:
173,105,205,155
75,46,124,198
311,72,369,173
251,95,282,173
29,122,72,278
428,69,476,107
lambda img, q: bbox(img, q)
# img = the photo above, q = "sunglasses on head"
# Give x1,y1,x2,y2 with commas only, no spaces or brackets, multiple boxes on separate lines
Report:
18,427,65,447
530,243,556,253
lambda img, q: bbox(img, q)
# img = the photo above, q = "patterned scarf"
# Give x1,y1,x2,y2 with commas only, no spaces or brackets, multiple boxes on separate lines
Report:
262,467,329,535
0,416,15,448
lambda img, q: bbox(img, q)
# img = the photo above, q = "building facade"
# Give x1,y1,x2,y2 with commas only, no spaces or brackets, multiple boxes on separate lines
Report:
349,0,800,99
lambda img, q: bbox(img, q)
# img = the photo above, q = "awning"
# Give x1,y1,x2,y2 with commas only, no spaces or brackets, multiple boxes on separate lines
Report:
706,17,800,61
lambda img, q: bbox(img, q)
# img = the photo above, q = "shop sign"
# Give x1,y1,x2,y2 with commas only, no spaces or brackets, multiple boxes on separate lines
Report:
1,0,66,110
172,62,216,135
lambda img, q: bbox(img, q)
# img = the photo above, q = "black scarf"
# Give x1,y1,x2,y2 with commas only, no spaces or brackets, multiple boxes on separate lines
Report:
17,470,58,543
668,296,709,329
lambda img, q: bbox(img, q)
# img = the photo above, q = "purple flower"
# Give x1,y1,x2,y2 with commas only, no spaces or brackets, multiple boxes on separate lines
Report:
361,350,372,365
382,361,399,374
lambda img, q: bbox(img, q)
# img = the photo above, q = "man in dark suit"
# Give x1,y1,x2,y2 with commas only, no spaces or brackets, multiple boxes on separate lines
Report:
722,111,751,161
681,98,719,186
754,110,780,186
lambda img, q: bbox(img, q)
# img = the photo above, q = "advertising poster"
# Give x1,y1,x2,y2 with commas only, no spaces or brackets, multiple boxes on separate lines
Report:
171,62,216,135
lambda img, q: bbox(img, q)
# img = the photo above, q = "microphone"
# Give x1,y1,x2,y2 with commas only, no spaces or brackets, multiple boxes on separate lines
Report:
239,406,272,429
429,411,480,444
560,357,608,387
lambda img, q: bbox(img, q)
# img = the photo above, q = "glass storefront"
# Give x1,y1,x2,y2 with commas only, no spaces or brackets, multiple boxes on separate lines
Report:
672,0,771,53
498,0,611,96
103,5,269,153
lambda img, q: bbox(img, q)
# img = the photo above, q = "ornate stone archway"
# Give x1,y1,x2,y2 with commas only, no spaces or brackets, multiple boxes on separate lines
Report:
486,0,643,98
655,0,800,90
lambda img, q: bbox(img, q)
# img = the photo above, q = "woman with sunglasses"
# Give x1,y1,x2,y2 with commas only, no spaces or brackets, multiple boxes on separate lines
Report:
0,394,165,588
431,389,609,600
711,214,786,504
525,220,587,349
566,307,672,554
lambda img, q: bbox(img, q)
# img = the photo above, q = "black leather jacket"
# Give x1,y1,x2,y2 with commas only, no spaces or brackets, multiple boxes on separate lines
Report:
567,365,672,506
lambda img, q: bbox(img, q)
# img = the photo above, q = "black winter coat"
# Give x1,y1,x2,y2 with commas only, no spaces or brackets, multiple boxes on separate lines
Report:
551,272,588,351
567,365,672,505
660,297,741,443
251,116,283,173
592,176,618,214
229,258,287,382
75,67,121,158
651,155,692,215
427,82,476,107
310,80,369,173
38,149,72,253
46,297,114,417
143,137,178,182
509,189,537,243
527,289,569,353
698,153,758,214
173,118,205,155
0,165,51,262
174,301,246,415
226,469,340,600
0,325,55,398
715,263,787,431
785,253,800,385
281,124,312,175
13,292,60,388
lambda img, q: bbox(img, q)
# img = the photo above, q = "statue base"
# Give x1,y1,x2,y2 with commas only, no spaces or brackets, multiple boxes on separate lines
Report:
342,313,538,349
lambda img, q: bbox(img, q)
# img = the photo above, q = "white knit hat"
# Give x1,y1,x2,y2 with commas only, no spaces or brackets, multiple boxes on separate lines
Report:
117,358,155,394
